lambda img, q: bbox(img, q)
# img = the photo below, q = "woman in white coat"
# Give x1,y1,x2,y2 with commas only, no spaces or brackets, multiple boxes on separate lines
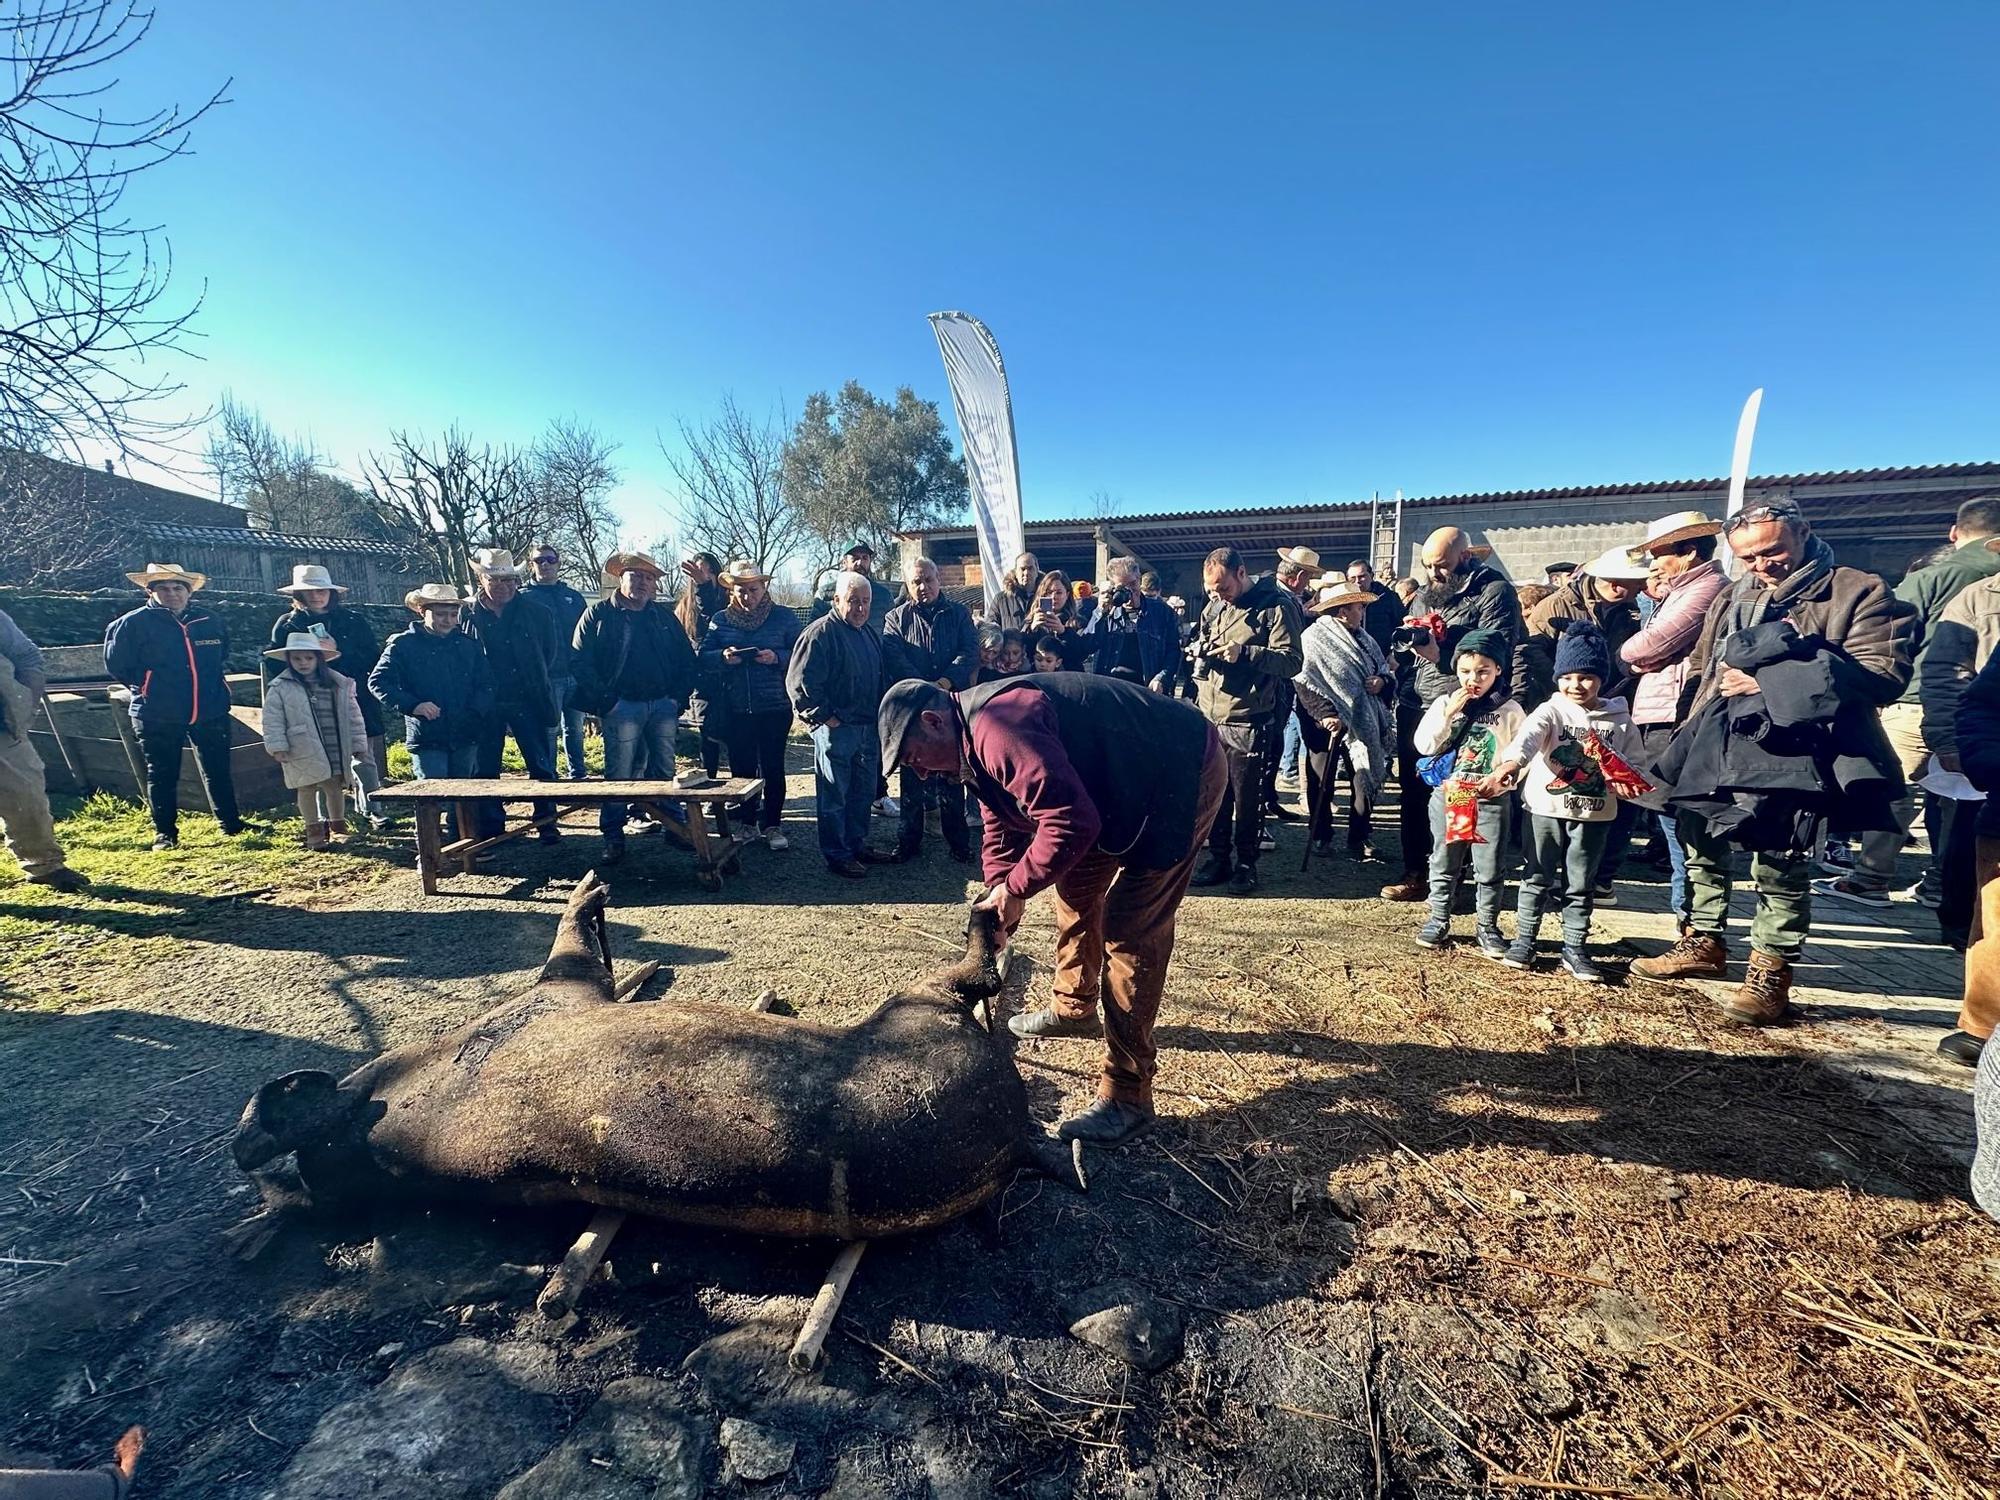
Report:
262,631,369,848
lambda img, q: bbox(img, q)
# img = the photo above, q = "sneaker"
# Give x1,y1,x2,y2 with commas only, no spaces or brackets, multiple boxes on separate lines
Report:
1311,837,1336,857
1502,936,1536,970
1227,865,1259,897
1276,772,1301,792
1380,875,1427,902
1559,946,1605,984
1631,931,1727,982
1256,832,1278,853
1811,876,1891,909
946,844,973,865
1905,878,1942,911
1475,927,1508,961
1937,1031,1986,1066
625,815,661,837
1191,857,1233,888
764,827,789,851
1814,840,1856,876
873,796,901,818
536,824,561,846
152,833,178,852
1722,951,1793,1026
1350,842,1380,863
1415,917,1449,949
25,867,92,893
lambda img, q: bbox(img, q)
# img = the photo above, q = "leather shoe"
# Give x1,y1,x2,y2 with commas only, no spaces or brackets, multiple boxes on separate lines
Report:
857,847,903,865
1190,858,1233,888
1938,1031,1986,1066
26,867,91,892
829,859,867,879
1379,875,1426,902
1008,1007,1100,1040
1059,1099,1155,1147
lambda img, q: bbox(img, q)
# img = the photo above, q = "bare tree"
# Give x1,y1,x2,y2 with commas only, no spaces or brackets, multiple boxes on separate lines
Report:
663,395,801,574
527,417,620,585
0,1,227,459
364,428,535,587
205,394,375,536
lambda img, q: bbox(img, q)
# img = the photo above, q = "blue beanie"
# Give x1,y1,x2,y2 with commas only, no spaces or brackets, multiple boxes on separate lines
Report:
1553,621,1611,682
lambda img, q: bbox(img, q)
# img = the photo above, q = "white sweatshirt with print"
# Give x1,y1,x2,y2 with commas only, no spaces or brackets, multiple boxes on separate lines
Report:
1499,693,1643,822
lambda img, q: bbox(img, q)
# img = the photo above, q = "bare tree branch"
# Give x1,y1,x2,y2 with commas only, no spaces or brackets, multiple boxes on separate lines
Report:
363,427,534,588
527,416,620,586
663,395,801,574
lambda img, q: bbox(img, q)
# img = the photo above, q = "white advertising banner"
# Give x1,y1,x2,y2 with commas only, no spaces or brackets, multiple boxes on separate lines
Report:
928,311,1024,610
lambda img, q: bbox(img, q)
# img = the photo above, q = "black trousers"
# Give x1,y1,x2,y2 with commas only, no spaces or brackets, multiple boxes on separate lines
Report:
1301,717,1373,849
898,765,969,856
1395,714,1431,878
1260,681,1293,811
139,719,240,838
1206,719,1266,869
473,706,557,838
725,709,791,829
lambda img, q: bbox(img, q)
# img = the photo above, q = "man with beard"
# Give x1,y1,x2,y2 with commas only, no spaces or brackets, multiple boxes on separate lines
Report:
1379,526,1527,901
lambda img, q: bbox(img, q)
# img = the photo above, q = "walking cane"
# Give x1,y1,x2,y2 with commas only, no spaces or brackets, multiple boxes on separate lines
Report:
1299,729,1345,873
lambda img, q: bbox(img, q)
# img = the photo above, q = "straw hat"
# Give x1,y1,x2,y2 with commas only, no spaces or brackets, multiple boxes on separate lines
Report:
1585,544,1653,582
128,562,206,592
719,557,770,586
1310,585,1376,615
469,547,523,578
264,629,340,661
405,582,465,614
1641,510,1723,552
276,563,346,597
603,550,665,584
1277,546,1322,571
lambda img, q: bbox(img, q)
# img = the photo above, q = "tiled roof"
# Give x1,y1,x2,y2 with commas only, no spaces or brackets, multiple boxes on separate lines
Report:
902,462,2000,537
136,522,413,558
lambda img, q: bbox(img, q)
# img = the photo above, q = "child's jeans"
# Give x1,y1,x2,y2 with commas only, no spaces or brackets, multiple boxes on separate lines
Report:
1426,783,1511,931
412,739,480,840
295,776,346,827
1517,812,1612,947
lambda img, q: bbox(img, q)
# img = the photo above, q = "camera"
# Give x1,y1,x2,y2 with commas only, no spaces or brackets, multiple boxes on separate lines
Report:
1106,585,1135,610
1389,624,1431,651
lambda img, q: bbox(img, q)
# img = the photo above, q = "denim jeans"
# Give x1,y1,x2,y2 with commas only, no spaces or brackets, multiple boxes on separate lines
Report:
1278,712,1302,781
411,738,479,840
1518,813,1611,947
545,676,588,780
1426,783,1511,932
600,696,680,842
811,721,878,865
473,706,558,839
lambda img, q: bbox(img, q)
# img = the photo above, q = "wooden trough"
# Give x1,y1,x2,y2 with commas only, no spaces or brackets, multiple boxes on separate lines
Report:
33,670,291,811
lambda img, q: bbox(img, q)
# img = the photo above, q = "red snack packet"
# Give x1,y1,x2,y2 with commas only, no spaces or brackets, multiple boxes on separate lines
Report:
1445,780,1483,844
1582,729,1654,796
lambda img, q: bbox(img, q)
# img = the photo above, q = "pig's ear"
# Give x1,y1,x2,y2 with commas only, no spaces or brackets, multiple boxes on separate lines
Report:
234,1070,343,1169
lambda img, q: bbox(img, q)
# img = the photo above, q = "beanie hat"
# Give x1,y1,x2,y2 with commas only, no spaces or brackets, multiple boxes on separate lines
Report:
1553,621,1612,681
1453,628,1508,668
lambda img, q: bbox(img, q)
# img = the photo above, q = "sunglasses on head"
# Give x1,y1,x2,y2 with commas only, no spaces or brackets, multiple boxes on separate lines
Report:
1723,501,1802,535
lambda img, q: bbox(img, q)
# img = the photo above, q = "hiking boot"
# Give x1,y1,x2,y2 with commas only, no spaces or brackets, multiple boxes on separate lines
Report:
1631,931,1727,983
1811,875,1889,909
1937,1031,1986,1067
1008,1007,1100,1040
1560,946,1606,984
1722,950,1793,1026
1379,874,1427,902
1475,926,1508,961
1191,857,1233,888
1227,865,1259,897
1502,935,1536,970
1415,917,1449,950
26,867,91,893
1058,1099,1155,1147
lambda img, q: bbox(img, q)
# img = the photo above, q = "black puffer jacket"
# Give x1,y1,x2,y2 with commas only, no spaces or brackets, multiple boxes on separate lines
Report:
1409,561,1527,706
463,596,560,726
367,623,496,749
265,603,388,734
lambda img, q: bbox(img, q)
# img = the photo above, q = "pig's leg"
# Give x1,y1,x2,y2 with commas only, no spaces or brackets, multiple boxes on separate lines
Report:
540,869,615,992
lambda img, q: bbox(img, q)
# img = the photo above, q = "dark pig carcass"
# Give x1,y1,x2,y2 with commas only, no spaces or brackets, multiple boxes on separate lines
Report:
232,872,1076,1243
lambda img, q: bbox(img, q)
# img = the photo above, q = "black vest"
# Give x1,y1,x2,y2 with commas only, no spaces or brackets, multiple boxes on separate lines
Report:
959,673,1214,869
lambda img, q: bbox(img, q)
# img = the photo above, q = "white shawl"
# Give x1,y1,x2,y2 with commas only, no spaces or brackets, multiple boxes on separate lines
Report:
1297,616,1392,795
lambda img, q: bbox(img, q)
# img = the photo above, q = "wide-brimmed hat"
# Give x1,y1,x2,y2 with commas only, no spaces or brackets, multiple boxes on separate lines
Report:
277,564,346,597
603,550,665,584
1310,586,1376,614
128,562,205,592
719,558,770,586
1585,543,1652,582
1642,510,1723,552
405,582,465,613
265,629,339,661
470,548,523,578
1277,546,1322,571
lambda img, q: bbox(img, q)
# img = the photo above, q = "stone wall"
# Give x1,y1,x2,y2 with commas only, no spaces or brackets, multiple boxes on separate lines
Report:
0,587,411,674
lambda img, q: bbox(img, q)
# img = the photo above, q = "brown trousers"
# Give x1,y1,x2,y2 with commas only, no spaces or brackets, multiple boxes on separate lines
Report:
1048,736,1228,1109
1959,837,2000,1040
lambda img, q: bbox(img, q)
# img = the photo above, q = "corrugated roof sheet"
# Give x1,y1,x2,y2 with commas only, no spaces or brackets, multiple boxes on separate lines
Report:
903,462,2000,536
135,522,413,558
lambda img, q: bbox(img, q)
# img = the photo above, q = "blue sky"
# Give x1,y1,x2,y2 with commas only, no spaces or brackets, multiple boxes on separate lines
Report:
100,2,1999,539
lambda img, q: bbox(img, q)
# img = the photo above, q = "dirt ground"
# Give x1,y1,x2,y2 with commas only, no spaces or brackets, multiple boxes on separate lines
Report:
3,755,1997,1498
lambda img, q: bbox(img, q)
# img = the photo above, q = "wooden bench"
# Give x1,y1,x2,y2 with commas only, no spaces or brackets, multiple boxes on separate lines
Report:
372,777,765,895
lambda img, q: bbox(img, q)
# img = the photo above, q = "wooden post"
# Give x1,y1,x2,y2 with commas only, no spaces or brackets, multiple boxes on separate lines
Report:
790,1241,867,1372
536,1206,625,1324
413,803,442,895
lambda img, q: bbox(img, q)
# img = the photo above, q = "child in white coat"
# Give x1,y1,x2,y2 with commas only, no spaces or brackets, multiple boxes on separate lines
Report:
262,631,369,849
1480,622,1646,981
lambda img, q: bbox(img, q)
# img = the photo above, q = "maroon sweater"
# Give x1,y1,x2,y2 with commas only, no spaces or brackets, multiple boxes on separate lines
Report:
964,690,1104,898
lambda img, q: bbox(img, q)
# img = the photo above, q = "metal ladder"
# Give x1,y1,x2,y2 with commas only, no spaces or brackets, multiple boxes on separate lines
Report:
1366,489,1404,578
